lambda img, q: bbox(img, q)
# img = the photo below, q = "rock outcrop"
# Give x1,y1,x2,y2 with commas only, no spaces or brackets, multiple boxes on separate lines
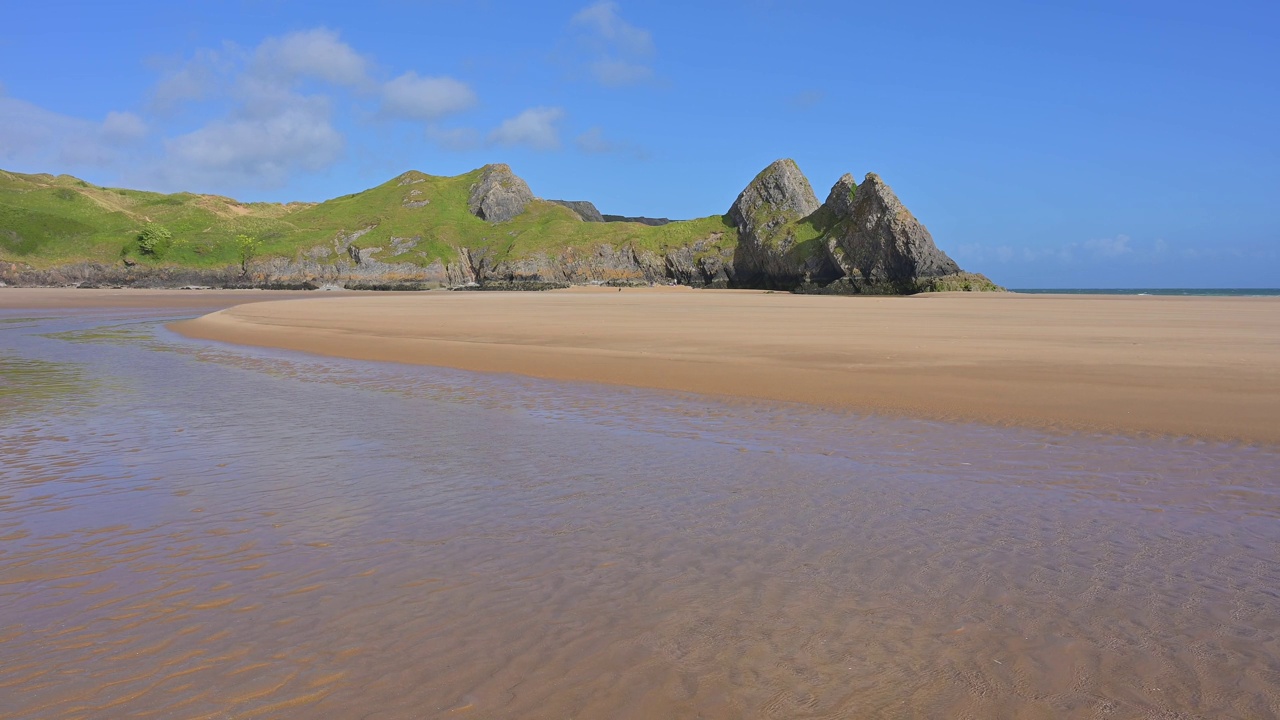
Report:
468,164,533,222
820,173,960,292
726,159,835,287
601,215,672,226
717,159,992,293
551,202,675,226
727,159,821,235
550,200,605,222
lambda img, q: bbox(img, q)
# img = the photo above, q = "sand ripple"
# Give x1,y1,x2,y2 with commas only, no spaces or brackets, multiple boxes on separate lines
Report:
0,308,1278,718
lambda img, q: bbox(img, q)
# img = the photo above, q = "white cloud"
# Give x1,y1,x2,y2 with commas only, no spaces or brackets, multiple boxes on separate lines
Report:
150,47,232,112
572,1,654,55
162,95,342,188
252,28,371,87
140,28,375,190
102,111,148,143
0,98,150,170
569,2,655,87
2,27,488,192
489,107,565,150
0,97,93,166
382,72,477,121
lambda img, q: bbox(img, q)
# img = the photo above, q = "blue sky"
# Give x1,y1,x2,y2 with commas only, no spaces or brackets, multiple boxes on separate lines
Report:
1,0,1276,287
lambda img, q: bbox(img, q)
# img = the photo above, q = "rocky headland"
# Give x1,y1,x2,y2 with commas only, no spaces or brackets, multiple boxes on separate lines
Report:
0,160,1000,293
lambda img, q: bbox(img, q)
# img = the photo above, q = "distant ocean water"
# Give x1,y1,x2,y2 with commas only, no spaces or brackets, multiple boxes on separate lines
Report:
1011,288,1280,297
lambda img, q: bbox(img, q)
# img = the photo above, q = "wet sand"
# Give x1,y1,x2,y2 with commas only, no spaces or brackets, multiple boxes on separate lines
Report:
0,287,347,310
4,302,1280,718
166,288,1280,444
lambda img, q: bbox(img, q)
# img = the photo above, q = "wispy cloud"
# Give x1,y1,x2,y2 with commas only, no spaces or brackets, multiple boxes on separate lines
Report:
4,25,487,192
955,235,1171,266
153,29,374,189
161,96,344,189
143,28,478,188
575,126,648,159
251,28,372,88
150,47,233,113
489,107,565,150
1082,234,1132,257
0,98,150,169
381,72,477,121
101,111,149,143
954,234,1278,287
569,2,655,87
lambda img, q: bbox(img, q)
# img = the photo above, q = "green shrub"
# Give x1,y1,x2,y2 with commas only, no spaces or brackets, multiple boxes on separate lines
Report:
237,233,261,275
137,223,172,256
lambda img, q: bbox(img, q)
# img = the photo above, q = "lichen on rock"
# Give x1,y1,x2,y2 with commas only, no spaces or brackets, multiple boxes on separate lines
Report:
822,172,960,291
467,164,534,222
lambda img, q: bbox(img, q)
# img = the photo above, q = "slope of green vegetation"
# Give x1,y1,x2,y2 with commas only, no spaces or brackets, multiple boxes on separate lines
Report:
0,168,737,271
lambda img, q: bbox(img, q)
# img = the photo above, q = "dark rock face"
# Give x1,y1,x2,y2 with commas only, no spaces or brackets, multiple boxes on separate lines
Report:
726,158,833,288
467,164,534,222
0,261,249,289
601,215,672,226
822,173,960,292
550,201,672,226
823,173,858,218
450,240,732,288
719,159,989,293
727,158,820,234
549,200,605,222
661,234,736,287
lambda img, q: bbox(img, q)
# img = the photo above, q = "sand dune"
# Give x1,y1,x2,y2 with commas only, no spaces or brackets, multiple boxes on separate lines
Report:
161,288,1280,444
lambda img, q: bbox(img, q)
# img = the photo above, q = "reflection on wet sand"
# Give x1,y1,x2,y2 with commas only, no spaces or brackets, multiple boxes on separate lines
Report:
1,306,1278,718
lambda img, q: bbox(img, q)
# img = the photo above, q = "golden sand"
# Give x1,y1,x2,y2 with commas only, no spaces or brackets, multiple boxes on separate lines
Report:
157,287,1280,444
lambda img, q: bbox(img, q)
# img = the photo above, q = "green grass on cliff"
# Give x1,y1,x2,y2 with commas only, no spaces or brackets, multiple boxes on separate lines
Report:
0,168,737,271
0,170,303,268
746,200,835,267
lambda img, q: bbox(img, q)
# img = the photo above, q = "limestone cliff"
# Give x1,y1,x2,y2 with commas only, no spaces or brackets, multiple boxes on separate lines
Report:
818,172,963,293
725,159,834,288
0,160,999,293
722,160,995,294
468,164,533,222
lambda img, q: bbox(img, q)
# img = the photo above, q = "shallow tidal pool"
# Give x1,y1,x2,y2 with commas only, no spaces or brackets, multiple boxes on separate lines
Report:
1,304,1278,719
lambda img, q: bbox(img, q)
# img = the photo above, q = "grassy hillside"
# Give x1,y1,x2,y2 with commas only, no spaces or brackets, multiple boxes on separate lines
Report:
0,168,737,271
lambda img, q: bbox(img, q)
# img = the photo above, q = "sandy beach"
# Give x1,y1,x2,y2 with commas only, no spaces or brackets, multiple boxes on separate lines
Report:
5,289,1280,718
0,287,345,309
159,287,1279,444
